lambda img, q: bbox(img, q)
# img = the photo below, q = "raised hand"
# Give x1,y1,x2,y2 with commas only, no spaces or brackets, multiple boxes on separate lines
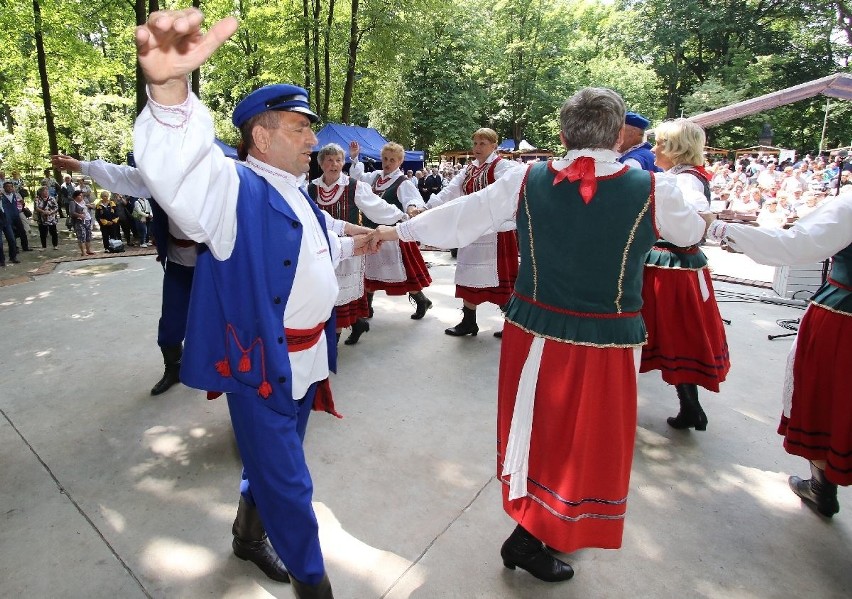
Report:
349,141,360,160
136,9,238,104
51,154,82,173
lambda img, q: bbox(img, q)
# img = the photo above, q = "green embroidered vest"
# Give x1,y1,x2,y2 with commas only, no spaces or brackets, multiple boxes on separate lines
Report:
363,176,405,228
812,242,852,315
506,162,658,346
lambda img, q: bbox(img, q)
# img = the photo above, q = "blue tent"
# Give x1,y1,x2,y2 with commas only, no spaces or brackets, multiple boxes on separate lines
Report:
313,123,424,171
498,139,516,151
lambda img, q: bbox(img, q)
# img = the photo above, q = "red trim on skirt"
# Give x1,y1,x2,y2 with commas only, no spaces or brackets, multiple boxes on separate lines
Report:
365,241,432,295
456,230,519,306
640,266,730,391
498,322,638,553
335,293,369,329
777,304,852,485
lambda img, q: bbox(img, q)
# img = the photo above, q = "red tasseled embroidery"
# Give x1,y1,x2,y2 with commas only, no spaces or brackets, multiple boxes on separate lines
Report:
207,391,223,400
215,359,232,377
257,381,273,399
238,354,251,372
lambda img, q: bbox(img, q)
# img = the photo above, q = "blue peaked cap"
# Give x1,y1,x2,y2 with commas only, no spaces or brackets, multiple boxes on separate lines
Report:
232,84,319,128
625,111,650,130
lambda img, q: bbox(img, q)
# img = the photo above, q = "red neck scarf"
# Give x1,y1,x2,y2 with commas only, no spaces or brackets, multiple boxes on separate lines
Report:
553,156,597,203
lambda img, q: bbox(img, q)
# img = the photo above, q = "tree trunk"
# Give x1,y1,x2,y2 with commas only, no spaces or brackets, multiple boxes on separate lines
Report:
303,0,311,91
135,0,160,116
312,0,321,115
341,0,360,124
323,0,336,118
32,0,59,165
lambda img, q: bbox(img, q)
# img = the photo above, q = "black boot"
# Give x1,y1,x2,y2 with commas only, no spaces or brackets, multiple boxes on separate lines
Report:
367,292,374,319
345,318,370,345
500,525,574,582
232,497,291,582
409,291,433,320
667,383,707,431
789,461,840,518
150,345,182,396
291,573,334,598
445,306,478,336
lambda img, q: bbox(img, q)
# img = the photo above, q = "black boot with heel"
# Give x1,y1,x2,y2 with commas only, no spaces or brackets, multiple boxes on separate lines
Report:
409,291,433,320
667,383,707,431
151,344,182,396
231,497,290,582
500,525,574,582
445,306,478,336
344,318,370,345
789,461,840,517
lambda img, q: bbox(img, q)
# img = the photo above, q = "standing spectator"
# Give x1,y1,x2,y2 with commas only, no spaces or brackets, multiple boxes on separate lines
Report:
424,167,443,199
617,111,660,171
112,193,137,246
68,189,95,256
132,196,153,247
95,190,122,250
40,168,63,217
34,186,59,250
59,176,75,226
0,181,21,265
2,180,30,253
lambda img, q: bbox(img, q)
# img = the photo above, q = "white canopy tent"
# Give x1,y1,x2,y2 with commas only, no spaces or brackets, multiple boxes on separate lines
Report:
688,72,852,128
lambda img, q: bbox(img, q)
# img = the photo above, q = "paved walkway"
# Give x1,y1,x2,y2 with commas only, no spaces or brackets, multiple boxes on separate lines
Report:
1,249,849,598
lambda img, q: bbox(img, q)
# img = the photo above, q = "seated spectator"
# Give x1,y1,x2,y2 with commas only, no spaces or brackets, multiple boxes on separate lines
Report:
795,191,822,219
730,189,760,215
709,189,730,213
756,199,787,228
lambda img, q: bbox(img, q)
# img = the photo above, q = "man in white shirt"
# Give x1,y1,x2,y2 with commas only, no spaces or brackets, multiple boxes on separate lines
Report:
133,10,375,598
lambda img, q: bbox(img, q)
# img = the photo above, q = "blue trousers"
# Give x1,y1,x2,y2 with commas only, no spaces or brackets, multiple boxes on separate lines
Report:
1,218,17,264
227,382,325,584
157,261,194,347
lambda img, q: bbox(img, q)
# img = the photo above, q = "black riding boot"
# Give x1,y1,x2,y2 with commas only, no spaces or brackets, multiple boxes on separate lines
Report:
500,525,574,582
291,573,334,598
789,461,840,517
445,306,478,336
367,292,374,318
232,497,291,582
344,318,370,345
667,383,707,431
150,345,182,396
409,291,433,320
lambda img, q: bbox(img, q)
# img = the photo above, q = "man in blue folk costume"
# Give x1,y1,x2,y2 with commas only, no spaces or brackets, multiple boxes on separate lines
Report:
133,9,376,598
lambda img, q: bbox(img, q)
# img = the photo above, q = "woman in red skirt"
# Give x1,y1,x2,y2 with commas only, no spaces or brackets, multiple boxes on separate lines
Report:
350,142,433,319
641,119,730,431
417,128,520,338
708,195,852,517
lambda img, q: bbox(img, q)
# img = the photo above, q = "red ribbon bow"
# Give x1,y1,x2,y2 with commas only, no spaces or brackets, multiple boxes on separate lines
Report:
553,156,598,204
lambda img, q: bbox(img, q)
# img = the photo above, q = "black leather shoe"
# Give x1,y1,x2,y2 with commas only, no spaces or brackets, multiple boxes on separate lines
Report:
11,258,21,264
500,525,574,582
345,318,370,345
445,321,478,336
409,292,432,320
493,331,503,339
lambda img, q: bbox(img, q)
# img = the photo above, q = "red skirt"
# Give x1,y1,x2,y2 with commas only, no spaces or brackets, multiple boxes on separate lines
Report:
778,304,852,485
498,322,638,553
640,266,730,392
366,241,432,295
457,230,519,306
335,293,369,329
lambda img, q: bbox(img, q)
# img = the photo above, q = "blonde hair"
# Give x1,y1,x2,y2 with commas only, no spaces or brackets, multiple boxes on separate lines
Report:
654,118,706,166
472,128,498,144
100,190,110,200
381,142,405,161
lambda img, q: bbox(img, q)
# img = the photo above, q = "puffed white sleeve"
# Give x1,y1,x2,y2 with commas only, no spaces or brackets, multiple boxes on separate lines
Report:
348,159,370,183
354,181,405,224
398,178,425,210
133,90,239,261
653,173,706,248
396,169,524,248
708,194,852,266
676,172,711,211
82,160,151,198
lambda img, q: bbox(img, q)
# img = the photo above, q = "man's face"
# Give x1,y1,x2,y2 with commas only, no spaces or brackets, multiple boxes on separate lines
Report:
471,136,497,163
319,152,344,180
3,183,13,194
263,111,318,176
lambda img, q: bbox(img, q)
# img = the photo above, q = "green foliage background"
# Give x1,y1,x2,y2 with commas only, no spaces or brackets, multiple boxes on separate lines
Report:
1,0,851,182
